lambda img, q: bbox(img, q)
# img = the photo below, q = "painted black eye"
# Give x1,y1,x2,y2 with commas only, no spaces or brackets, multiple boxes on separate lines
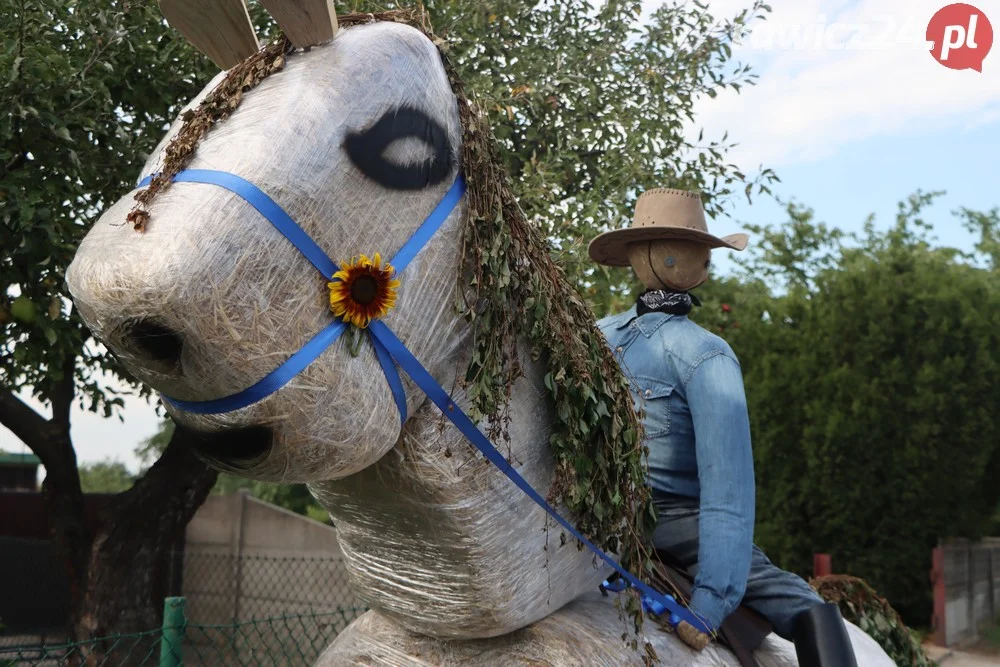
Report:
344,106,454,190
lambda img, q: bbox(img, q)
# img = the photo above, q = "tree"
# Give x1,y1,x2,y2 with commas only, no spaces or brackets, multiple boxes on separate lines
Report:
730,193,1000,624
2,0,770,640
78,460,134,494
347,0,777,316
0,0,221,643
139,420,330,523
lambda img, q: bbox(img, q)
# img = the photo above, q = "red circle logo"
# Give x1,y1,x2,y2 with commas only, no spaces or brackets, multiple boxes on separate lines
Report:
926,3,993,71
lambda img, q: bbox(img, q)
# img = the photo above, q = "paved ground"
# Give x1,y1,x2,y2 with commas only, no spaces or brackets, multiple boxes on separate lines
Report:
925,643,1000,667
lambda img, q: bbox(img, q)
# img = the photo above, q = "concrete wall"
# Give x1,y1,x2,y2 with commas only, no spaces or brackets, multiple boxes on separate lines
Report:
186,491,344,556
935,538,1000,647
182,492,360,625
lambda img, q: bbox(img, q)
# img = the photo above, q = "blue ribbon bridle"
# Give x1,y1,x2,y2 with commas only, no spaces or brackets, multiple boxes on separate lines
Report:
136,168,711,635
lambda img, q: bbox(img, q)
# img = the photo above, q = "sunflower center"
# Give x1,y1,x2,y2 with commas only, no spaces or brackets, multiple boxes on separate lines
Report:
350,275,380,305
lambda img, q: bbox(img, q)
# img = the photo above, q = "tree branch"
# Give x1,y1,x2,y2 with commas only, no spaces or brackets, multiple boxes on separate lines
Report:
50,355,77,429
3,151,27,174
0,388,54,458
120,425,217,514
80,424,216,639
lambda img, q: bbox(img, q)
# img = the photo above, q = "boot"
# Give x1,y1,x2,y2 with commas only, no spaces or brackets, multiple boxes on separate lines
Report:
792,603,858,667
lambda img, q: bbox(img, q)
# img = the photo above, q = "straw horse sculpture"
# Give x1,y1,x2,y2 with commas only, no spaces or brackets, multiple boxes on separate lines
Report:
66,4,893,665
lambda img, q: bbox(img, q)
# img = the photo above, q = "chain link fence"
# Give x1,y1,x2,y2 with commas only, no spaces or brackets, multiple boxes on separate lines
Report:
178,550,359,624
0,604,365,666
0,549,364,665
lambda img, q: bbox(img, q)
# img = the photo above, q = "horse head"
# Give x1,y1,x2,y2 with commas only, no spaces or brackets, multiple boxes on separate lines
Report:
67,16,468,483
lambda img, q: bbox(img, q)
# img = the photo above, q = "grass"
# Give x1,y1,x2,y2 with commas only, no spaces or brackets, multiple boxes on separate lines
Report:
982,618,1000,653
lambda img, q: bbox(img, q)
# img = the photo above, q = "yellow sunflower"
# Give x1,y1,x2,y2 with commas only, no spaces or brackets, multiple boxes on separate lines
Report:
328,253,401,328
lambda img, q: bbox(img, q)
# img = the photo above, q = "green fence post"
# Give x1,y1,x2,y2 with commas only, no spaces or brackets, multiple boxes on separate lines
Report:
159,596,187,667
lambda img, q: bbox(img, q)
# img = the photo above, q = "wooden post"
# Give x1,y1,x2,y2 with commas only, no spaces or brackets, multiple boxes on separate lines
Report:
159,596,186,667
813,553,832,578
931,546,947,646
159,0,260,70
233,489,250,621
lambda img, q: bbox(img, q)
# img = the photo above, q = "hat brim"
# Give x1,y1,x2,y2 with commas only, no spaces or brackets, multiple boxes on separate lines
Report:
587,227,748,267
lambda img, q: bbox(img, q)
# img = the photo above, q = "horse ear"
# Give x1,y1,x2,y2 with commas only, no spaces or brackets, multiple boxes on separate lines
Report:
258,0,338,48
159,0,260,70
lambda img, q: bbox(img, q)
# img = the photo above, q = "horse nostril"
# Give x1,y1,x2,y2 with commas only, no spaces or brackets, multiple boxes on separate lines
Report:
123,319,184,366
180,424,274,466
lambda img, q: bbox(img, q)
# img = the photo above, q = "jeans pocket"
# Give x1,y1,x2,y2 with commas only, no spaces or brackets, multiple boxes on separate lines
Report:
652,493,699,518
630,375,673,437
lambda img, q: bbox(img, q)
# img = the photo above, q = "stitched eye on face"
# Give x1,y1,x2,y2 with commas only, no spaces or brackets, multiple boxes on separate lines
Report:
344,106,454,190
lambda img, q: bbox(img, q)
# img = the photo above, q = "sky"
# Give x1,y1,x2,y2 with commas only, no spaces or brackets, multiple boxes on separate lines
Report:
2,0,998,475
681,0,1000,275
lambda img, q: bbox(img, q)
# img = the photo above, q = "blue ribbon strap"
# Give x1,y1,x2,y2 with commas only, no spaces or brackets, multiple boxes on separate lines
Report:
389,175,466,273
369,332,407,426
163,319,349,414
139,171,463,420
366,319,709,633
138,171,339,280
137,167,710,635
369,175,467,426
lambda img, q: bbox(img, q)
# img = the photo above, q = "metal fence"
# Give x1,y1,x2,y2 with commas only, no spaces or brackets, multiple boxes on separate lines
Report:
0,598,366,666
179,550,359,624
931,538,1000,646
0,548,360,659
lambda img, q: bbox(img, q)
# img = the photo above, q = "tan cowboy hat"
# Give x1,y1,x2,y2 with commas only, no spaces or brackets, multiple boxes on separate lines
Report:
588,188,749,267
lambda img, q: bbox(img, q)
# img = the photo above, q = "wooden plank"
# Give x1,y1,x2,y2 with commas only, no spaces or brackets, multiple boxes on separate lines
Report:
258,0,338,48
159,0,260,70
931,546,947,646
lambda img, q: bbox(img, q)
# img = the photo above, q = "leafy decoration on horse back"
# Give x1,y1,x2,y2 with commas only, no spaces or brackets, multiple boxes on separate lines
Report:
812,575,935,666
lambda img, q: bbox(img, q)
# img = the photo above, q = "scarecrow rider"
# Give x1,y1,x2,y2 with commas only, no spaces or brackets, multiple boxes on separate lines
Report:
589,189,858,667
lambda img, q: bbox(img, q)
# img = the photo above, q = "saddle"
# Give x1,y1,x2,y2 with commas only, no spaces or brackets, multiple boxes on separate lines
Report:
606,550,773,667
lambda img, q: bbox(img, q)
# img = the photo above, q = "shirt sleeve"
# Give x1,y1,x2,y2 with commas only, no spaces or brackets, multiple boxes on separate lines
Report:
684,351,755,631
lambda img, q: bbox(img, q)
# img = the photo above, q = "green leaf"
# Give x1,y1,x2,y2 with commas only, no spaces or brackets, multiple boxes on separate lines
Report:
10,295,37,323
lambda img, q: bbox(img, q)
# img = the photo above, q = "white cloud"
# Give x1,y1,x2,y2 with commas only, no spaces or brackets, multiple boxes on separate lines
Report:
667,0,1000,167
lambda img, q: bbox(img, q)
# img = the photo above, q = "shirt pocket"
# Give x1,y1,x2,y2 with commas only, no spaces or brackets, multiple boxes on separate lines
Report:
630,375,674,438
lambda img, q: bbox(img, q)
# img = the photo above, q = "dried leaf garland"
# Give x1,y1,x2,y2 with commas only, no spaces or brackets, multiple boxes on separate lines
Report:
127,36,294,232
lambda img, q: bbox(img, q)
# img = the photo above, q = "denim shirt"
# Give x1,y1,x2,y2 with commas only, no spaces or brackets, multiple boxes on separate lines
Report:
597,304,755,630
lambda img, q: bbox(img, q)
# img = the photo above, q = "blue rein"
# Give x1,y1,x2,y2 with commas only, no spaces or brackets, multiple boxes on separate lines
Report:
135,168,710,635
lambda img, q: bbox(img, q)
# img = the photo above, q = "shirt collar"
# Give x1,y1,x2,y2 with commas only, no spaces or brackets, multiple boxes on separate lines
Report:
613,304,639,329
613,303,679,337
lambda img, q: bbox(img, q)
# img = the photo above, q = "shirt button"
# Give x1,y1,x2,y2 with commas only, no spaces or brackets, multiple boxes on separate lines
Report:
644,389,652,397
615,346,623,353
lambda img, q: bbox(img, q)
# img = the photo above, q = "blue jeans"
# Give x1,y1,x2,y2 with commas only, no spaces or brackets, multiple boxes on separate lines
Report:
651,491,824,639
